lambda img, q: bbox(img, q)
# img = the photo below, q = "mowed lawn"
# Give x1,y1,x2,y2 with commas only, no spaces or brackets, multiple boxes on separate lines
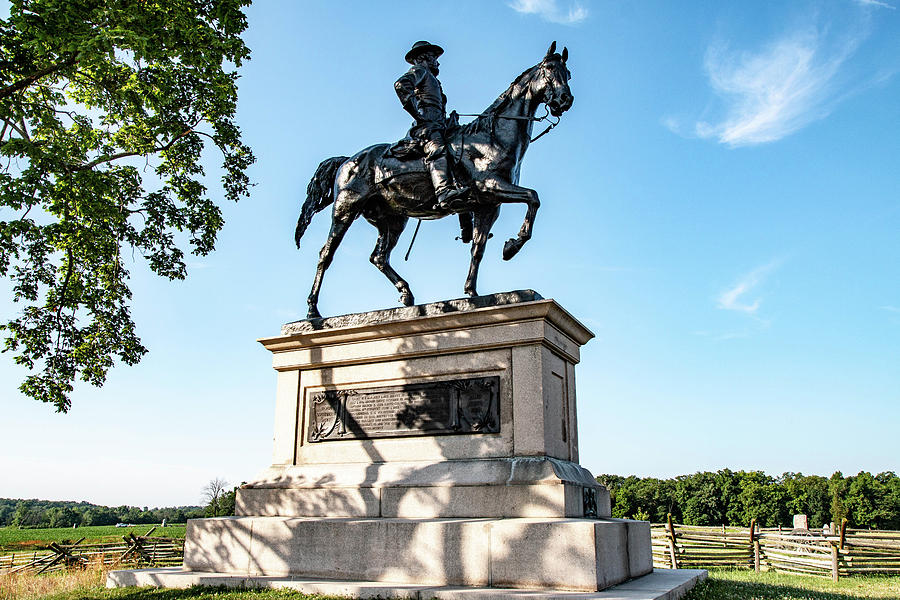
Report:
0,525,186,553
2,568,900,600
685,569,900,599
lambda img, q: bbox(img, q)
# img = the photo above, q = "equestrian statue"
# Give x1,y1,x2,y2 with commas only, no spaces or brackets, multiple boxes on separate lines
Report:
295,41,573,319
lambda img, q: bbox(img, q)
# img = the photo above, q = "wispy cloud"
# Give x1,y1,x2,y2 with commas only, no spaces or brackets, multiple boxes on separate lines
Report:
881,305,900,313
508,0,588,25
856,0,895,9
717,261,780,314
692,28,861,147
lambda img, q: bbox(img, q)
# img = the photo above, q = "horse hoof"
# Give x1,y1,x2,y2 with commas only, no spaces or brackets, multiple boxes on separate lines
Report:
502,238,520,261
464,288,477,298
400,292,415,307
307,306,322,320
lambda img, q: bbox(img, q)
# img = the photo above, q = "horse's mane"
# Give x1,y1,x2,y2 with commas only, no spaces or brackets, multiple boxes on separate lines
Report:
459,62,541,137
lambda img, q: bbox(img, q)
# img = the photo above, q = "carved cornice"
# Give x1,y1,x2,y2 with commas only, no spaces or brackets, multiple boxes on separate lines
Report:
259,294,594,357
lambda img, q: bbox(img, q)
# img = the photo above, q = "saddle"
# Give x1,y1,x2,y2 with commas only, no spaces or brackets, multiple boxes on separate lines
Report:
375,140,425,186
385,136,426,161
377,114,465,186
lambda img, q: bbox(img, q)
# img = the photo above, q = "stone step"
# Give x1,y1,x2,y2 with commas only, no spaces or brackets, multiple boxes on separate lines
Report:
183,516,651,591
107,567,707,600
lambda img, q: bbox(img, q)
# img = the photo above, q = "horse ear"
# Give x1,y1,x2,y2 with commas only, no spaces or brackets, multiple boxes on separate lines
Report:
562,47,568,62
547,41,556,56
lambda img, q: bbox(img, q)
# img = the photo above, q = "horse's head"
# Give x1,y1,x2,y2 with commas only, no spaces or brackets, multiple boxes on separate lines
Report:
534,41,573,117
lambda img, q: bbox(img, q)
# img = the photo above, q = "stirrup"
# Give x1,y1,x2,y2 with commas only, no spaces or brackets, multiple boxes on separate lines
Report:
435,186,470,210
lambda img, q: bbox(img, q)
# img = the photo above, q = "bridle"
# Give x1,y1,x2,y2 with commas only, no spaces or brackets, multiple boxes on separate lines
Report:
456,59,569,144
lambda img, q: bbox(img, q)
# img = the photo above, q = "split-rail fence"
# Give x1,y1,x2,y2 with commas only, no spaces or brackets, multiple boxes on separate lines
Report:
652,516,900,580
0,528,183,575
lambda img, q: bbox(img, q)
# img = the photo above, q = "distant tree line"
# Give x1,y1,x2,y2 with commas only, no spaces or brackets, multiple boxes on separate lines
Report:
0,498,204,529
596,470,900,529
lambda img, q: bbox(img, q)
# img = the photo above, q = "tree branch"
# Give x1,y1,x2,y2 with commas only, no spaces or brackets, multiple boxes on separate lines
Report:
2,118,30,141
74,149,143,171
0,55,79,100
18,118,30,141
73,125,200,171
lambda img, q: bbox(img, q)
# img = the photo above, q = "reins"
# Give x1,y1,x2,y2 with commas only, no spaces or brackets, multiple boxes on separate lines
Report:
455,104,561,143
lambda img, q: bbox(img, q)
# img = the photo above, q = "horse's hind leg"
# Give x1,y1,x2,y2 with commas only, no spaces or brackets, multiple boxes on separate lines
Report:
307,192,361,318
369,214,414,306
464,208,500,297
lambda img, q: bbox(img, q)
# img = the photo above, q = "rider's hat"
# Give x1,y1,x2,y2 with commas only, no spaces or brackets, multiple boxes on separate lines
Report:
405,41,444,64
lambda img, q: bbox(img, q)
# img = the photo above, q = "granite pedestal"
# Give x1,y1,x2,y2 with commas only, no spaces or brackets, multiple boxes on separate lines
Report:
109,291,703,597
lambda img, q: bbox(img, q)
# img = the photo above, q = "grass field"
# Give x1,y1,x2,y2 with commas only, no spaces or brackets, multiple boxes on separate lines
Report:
2,568,899,600
0,525,186,553
684,569,900,600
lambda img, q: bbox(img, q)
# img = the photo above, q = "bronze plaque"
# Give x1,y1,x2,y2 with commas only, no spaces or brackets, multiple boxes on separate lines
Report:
307,376,500,442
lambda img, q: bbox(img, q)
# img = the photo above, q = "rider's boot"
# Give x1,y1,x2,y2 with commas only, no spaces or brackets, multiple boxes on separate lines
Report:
427,154,470,210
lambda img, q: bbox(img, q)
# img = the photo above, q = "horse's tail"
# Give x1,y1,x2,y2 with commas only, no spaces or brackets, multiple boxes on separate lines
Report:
295,156,349,248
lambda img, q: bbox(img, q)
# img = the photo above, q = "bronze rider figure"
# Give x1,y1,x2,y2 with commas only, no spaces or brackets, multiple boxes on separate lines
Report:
394,41,472,218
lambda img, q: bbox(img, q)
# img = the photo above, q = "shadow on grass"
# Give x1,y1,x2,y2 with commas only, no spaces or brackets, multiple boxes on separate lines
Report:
57,586,350,600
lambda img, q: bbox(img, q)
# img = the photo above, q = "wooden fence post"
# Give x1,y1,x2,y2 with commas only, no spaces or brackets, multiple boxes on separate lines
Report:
831,517,848,581
749,518,760,572
666,513,679,569
839,518,848,550
831,543,839,581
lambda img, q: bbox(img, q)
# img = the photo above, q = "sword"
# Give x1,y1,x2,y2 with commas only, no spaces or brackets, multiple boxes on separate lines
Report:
404,219,422,261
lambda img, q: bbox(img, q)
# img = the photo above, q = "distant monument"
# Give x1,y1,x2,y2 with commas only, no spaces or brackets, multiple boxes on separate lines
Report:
109,42,706,598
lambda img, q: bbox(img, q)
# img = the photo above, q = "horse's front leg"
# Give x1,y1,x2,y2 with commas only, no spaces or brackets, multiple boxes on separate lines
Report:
479,179,540,260
464,208,500,297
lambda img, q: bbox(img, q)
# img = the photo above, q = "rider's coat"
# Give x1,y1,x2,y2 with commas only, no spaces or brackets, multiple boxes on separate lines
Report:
394,64,449,156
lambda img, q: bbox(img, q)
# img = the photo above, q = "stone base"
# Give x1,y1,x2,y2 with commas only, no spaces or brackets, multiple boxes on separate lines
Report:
139,294,658,598
108,567,707,600
178,515,651,591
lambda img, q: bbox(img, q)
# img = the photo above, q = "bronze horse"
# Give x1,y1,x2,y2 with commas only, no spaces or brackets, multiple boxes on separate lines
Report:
295,42,573,319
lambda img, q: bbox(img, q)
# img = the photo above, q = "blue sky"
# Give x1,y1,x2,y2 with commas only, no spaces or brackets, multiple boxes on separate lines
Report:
1,0,898,507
